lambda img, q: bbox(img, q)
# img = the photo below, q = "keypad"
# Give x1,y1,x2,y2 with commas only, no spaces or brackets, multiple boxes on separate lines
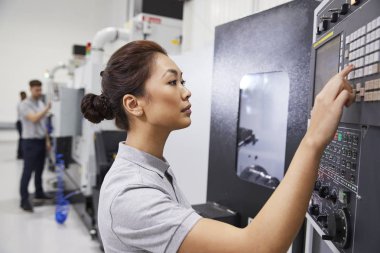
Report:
320,129,360,193
346,16,380,81
345,16,380,103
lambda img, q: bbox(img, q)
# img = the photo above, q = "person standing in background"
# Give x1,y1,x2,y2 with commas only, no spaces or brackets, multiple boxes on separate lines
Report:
19,80,52,212
16,91,27,159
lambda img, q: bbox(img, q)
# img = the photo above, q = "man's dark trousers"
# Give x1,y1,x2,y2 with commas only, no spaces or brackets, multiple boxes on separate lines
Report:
20,139,46,204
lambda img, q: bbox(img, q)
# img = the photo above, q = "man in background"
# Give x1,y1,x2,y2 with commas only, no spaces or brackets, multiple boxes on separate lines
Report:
19,80,52,212
16,91,27,159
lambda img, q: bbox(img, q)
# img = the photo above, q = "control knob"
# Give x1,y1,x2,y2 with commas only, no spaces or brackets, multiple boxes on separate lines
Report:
327,190,337,204
314,180,322,191
322,208,351,249
329,3,350,15
317,215,328,228
322,13,339,23
318,186,329,198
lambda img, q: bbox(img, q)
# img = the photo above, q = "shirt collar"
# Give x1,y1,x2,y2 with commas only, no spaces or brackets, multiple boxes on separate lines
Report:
117,142,170,178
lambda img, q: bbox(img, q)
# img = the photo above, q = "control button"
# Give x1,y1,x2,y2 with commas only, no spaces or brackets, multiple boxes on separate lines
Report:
351,0,360,5
328,190,338,204
338,189,350,205
374,52,380,63
368,21,373,33
352,163,357,170
340,3,350,15
361,26,366,36
318,20,329,33
341,169,346,176
309,204,320,216
350,174,355,183
364,66,369,76
330,12,339,23
365,55,370,65
359,57,364,67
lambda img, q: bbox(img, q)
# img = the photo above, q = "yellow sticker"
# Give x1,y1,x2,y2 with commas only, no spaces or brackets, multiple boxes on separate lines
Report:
171,39,181,46
313,31,334,48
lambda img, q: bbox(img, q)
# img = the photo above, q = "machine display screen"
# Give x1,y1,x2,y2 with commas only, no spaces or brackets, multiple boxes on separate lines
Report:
314,36,341,102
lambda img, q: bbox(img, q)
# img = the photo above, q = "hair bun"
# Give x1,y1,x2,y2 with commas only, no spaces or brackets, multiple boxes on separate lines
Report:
81,93,114,123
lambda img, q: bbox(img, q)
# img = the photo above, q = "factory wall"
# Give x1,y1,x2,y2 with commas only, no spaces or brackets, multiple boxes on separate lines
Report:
166,45,213,204
182,0,293,51
0,0,127,126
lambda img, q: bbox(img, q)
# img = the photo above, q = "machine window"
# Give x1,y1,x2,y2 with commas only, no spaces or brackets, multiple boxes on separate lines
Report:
236,72,289,189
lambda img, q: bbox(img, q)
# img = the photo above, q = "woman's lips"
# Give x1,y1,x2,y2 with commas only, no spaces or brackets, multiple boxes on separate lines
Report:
181,104,192,112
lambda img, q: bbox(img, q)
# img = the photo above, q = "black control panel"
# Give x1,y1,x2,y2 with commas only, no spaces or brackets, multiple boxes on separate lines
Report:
316,1,366,38
309,0,380,252
309,125,360,250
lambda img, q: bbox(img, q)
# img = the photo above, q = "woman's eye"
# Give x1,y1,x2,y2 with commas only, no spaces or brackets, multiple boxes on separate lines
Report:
168,80,177,85
168,80,186,86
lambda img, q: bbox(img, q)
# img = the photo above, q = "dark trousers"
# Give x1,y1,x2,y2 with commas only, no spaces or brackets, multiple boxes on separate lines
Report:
20,139,46,203
16,121,23,158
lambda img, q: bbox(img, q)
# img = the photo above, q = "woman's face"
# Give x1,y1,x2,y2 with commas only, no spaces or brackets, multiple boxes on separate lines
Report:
140,53,192,131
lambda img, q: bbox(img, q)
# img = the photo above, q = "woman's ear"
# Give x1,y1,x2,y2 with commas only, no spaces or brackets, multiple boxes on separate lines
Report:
122,94,144,117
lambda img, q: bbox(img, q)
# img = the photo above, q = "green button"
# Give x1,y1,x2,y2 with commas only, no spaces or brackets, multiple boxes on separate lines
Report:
338,133,342,141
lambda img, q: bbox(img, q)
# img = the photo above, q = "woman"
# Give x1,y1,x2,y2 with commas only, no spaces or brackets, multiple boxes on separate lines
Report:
16,91,27,159
81,40,355,253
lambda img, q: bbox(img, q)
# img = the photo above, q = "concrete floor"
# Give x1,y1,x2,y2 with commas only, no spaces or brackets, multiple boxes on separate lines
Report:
0,134,102,253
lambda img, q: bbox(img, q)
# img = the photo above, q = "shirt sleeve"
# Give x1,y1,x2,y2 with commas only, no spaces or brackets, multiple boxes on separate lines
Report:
19,101,32,119
110,185,202,253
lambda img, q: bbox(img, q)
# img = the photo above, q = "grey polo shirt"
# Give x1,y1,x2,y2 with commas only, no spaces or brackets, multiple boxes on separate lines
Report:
19,97,47,139
98,143,202,253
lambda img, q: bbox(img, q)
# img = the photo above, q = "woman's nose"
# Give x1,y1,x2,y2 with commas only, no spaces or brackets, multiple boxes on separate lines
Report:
182,86,191,100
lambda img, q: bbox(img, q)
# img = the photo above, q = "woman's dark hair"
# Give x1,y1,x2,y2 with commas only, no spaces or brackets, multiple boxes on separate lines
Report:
20,91,27,100
81,40,167,130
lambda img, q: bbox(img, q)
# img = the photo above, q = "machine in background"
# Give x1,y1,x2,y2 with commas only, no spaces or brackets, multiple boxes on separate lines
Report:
306,0,380,252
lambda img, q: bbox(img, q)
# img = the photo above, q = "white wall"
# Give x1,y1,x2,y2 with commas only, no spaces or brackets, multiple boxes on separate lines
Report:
166,45,214,204
0,0,127,125
182,0,293,51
